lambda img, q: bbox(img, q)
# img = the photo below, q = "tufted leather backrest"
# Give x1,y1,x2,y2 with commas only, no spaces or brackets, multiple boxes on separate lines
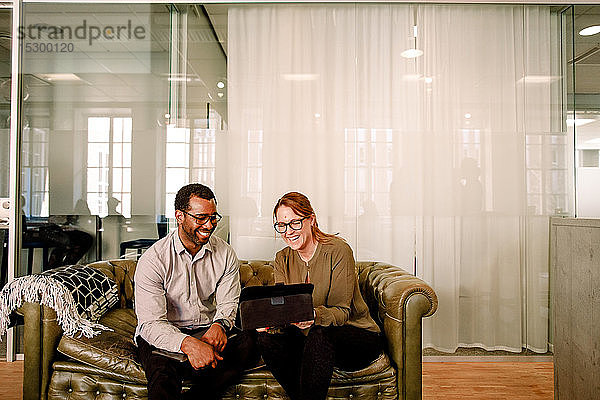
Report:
239,260,276,287
87,259,279,310
86,259,437,330
87,260,137,309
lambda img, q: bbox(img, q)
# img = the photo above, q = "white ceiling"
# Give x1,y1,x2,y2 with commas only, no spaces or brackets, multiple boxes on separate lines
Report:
0,4,598,112
1,3,228,120
572,5,600,94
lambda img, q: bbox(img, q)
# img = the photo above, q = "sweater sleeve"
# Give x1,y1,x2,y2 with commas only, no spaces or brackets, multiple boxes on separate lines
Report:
273,250,287,284
314,242,355,327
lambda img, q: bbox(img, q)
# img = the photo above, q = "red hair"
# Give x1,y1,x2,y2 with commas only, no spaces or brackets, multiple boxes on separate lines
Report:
273,192,338,244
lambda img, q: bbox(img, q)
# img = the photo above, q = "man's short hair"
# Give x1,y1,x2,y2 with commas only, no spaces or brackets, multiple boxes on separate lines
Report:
174,184,216,211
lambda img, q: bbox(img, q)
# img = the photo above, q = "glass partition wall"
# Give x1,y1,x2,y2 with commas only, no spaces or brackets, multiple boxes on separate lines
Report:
569,5,600,218
19,3,168,270
6,2,575,360
0,5,11,360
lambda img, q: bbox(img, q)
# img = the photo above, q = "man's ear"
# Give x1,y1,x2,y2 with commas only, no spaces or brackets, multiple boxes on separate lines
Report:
175,210,184,225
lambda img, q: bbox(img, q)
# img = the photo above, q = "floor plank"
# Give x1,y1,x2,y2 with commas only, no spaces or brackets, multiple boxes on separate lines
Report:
0,361,23,400
423,362,553,400
0,360,553,399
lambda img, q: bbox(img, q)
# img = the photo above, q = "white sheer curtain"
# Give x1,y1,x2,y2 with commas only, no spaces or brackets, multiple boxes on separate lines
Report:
227,4,568,353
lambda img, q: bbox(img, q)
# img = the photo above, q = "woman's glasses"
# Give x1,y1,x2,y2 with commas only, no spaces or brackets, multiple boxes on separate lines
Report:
274,216,309,234
181,210,222,225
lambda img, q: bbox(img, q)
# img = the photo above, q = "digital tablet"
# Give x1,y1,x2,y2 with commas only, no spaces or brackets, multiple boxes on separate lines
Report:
239,283,314,330
150,328,208,362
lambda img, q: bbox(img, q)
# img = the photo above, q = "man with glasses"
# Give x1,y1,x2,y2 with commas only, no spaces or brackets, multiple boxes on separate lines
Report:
134,183,256,400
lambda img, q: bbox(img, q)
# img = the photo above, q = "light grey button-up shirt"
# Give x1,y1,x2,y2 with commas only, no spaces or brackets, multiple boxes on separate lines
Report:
134,229,240,353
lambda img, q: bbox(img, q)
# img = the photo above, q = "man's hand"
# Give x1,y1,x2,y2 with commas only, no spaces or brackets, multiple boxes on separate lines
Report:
200,323,228,352
180,335,222,369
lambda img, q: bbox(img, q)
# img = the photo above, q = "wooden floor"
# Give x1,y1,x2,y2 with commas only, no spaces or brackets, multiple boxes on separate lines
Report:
0,360,553,400
423,362,554,399
0,361,23,400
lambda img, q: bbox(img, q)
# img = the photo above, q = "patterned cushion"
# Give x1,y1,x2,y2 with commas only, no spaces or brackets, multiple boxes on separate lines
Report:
41,265,119,322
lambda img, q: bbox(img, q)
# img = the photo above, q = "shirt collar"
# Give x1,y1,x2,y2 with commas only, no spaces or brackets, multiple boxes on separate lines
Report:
174,230,214,258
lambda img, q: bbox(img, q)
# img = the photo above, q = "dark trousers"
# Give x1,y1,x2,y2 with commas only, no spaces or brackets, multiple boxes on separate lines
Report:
137,329,257,400
257,325,383,400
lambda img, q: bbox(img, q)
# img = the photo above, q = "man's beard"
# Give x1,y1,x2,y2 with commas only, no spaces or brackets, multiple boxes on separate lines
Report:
183,224,213,246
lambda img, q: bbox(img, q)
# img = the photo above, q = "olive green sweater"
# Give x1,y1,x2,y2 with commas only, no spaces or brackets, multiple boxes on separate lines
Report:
274,236,380,333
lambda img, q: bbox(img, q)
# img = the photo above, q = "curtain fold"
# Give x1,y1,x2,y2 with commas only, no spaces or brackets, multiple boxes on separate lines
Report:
228,4,567,353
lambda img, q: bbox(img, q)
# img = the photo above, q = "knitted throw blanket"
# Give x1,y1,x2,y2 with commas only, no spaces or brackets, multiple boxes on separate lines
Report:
0,265,119,339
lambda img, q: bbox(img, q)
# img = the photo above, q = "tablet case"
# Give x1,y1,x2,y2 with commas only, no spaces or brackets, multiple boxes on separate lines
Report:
239,283,314,330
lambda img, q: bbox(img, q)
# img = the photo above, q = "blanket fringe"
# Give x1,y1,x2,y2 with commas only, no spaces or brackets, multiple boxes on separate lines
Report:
0,275,112,340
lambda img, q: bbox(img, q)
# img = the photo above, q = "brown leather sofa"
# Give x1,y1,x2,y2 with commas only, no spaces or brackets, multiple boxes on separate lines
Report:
17,259,437,400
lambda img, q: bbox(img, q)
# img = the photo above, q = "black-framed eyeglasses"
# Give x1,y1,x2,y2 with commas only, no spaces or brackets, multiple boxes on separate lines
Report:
274,216,309,234
181,210,222,225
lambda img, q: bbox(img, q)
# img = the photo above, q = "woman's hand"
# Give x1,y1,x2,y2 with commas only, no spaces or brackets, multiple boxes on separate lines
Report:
291,319,314,329
291,308,316,329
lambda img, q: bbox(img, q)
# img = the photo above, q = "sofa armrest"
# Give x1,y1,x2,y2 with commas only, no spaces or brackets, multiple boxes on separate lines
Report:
16,302,63,400
358,263,438,400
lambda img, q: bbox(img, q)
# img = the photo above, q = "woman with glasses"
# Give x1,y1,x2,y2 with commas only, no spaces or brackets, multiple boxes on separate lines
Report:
257,191,383,400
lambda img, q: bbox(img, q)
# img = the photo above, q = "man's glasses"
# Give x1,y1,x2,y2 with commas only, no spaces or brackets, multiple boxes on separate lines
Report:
181,210,222,225
274,216,309,234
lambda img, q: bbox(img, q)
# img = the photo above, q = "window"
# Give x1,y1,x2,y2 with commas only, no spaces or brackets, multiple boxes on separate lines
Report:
165,117,217,216
345,128,394,216
22,124,49,217
578,149,600,168
246,130,263,215
526,134,570,215
87,117,132,217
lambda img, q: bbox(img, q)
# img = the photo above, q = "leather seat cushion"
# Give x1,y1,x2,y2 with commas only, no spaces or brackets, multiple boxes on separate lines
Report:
218,353,397,400
332,352,395,383
50,355,397,400
99,307,138,337
49,362,148,400
56,307,395,395
57,309,146,384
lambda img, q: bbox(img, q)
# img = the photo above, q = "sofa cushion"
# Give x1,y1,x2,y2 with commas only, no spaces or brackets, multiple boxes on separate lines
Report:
50,362,148,399
57,327,147,384
99,307,138,337
222,353,397,399
332,352,394,381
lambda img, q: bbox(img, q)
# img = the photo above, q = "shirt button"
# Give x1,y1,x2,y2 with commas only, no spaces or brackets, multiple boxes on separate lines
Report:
96,390,101,395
